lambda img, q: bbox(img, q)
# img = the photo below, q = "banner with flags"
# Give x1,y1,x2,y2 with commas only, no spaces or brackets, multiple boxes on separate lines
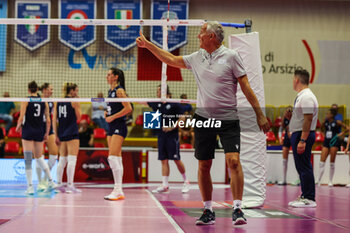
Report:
15,0,50,51
59,0,96,51
105,0,142,51
0,0,7,71
151,0,188,51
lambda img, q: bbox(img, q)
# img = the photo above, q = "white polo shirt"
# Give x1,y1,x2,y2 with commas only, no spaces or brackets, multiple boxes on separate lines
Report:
289,88,318,133
182,45,246,120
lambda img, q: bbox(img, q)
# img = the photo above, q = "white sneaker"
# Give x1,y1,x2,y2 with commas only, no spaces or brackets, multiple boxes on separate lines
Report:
152,186,169,193
65,185,82,194
182,181,190,193
25,185,34,195
55,183,66,193
45,181,58,192
289,198,317,208
104,189,125,201
288,196,302,206
346,183,350,188
328,182,333,187
37,180,47,192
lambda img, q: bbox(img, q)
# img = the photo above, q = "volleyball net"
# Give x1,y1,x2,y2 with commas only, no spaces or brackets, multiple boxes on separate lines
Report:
0,18,250,103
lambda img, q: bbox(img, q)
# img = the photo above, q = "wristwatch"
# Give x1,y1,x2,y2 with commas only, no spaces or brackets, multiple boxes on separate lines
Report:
300,139,306,143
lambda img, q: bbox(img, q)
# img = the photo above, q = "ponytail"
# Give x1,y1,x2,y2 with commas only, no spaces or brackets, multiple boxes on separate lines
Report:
39,82,50,92
28,81,38,93
110,67,126,91
63,82,78,97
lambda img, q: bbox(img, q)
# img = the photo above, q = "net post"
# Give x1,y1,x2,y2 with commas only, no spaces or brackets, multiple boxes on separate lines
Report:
245,19,252,33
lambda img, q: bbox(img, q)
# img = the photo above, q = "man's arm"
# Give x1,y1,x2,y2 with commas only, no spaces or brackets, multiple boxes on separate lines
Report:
297,114,313,154
237,75,270,133
136,31,187,69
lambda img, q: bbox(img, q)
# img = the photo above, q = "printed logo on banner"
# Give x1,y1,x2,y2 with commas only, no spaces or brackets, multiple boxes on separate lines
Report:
151,0,188,52
115,9,133,30
59,0,96,51
105,0,142,51
15,1,51,51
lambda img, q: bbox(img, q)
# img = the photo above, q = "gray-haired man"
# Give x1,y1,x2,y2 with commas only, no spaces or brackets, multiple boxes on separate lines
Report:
137,21,270,226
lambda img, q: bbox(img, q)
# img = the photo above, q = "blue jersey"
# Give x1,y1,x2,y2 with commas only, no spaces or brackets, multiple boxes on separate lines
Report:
22,97,46,141
44,102,54,135
324,119,340,140
148,102,184,137
57,102,79,141
107,85,126,123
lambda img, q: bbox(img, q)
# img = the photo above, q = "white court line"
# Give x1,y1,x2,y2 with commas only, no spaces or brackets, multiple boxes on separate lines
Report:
145,189,184,233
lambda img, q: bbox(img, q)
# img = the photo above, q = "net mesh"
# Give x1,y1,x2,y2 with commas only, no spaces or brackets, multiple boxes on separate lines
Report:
0,20,198,102
0,19,246,102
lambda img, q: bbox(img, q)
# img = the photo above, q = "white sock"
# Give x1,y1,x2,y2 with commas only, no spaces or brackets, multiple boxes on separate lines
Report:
108,156,123,191
57,156,67,185
282,158,288,183
329,162,335,183
36,157,53,181
162,176,169,187
36,159,42,182
181,173,188,182
204,201,212,211
233,200,242,210
48,155,58,170
318,161,325,183
67,155,77,186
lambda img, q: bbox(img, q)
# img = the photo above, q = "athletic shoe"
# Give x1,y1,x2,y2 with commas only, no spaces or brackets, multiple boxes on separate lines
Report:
346,183,350,188
232,208,247,225
55,184,66,193
65,185,82,194
44,181,58,192
104,189,125,201
328,182,333,187
278,181,287,186
288,196,302,206
182,181,190,193
195,209,216,225
37,180,47,192
25,185,34,195
289,198,317,208
152,186,169,193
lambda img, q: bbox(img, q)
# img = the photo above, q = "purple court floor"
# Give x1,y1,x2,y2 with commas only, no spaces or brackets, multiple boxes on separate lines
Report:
0,183,349,233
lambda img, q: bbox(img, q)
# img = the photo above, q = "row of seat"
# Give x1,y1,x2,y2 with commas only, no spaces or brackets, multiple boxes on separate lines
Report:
266,117,322,129
266,131,325,143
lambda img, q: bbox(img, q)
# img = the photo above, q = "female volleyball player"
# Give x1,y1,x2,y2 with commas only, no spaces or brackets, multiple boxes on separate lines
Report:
16,81,57,194
36,83,58,191
104,67,132,201
317,108,343,186
53,83,81,193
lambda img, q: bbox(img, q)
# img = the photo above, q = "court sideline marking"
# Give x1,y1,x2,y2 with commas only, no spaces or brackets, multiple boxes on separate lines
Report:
145,189,185,233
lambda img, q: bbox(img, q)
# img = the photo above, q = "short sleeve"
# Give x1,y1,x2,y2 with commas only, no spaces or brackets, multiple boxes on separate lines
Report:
301,97,315,114
335,114,343,122
231,51,246,78
183,51,199,70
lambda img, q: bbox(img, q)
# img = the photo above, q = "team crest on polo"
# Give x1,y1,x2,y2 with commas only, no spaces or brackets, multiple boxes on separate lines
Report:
15,1,51,51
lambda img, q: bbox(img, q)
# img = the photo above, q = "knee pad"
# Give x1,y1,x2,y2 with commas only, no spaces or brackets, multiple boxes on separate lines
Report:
24,151,33,170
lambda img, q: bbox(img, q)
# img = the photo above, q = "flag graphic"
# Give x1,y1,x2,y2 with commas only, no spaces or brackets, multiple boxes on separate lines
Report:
115,10,133,30
25,15,40,35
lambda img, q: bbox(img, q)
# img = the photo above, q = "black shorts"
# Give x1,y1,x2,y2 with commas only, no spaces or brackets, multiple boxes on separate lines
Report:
108,121,127,138
283,133,291,148
59,134,79,142
22,127,44,142
323,136,342,149
194,114,240,160
157,135,180,160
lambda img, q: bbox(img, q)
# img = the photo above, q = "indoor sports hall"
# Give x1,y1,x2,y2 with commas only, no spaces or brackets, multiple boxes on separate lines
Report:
0,0,350,232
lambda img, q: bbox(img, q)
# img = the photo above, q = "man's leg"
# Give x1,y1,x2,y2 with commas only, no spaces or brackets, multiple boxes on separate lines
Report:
198,159,213,204
226,153,243,201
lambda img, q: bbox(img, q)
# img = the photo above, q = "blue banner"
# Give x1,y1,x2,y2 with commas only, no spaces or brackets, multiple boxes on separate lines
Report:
151,0,188,52
59,0,96,51
0,0,7,71
15,0,50,51
105,0,142,51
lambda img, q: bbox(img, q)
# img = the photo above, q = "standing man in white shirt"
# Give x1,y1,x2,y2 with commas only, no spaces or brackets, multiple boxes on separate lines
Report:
288,69,319,208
